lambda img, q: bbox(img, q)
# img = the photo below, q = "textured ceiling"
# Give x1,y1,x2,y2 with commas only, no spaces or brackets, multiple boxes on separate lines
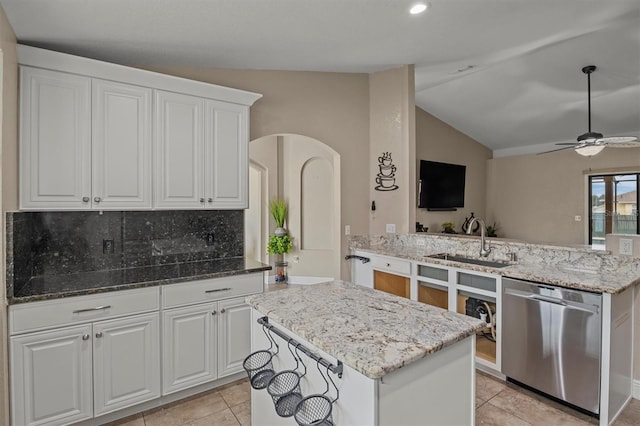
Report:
1,0,639,156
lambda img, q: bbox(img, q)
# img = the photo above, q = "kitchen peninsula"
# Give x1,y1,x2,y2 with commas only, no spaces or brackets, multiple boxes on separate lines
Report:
245,281,484,426
347,233,640,426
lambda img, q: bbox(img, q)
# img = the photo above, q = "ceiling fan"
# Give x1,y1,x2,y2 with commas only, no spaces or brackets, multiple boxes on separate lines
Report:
542,65,639,156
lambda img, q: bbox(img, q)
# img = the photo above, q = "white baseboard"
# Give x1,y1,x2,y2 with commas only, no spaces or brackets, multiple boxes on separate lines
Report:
634,379,640,400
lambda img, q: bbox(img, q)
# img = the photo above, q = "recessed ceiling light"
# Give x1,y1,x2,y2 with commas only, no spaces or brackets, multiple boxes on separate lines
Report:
409,3,428,15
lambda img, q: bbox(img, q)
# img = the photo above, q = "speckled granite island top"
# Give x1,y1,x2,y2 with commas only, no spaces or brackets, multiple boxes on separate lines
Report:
245,281,485,379
9,257,270,304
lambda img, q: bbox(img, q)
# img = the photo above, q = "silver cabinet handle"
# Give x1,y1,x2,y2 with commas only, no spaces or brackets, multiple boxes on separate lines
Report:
82,196,90,203
95,331,103,338
205,288,231,293
94,196,101,203
82,334,90,341
220,308,226,314
73,305,112,314
211,310,217,315
200,198,205,203
208,198,213,203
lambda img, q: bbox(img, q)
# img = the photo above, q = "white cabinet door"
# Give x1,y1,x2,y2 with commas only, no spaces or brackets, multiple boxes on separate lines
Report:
351,252,374,288
92,79,152,209
19,66,91,210
162,303,218,395
154,90,205,209
93,313,160,416
205,100,249,209
10,324,93,426
218,297,252,378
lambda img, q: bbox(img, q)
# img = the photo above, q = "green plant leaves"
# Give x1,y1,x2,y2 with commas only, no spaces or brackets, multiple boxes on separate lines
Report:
267,234,292,254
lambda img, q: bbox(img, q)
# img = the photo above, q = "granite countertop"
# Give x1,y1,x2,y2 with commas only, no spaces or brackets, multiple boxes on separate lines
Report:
9,257,271,304
352,246,640,294
246,281,485,379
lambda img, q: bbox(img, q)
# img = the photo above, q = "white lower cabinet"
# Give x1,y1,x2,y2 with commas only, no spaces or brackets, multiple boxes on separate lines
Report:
11,324,93,426
162,303,218,394
10,274,263,425
217,298,252,378
162,296,251,395
93,313,160,416
10,312,161,426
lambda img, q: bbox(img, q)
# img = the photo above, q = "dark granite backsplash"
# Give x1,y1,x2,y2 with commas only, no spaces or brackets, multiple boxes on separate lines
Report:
7,210,244,297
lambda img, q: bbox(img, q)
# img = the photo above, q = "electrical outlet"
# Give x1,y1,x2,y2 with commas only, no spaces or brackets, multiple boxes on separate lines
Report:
386,224,396,233
345,225,351,236
103,239,114,254
206,232,215,246
574,215,582,222
416,239,426,246
620,238,633,256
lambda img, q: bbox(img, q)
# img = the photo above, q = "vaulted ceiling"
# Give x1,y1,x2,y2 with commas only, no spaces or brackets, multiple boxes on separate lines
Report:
1,0,639,156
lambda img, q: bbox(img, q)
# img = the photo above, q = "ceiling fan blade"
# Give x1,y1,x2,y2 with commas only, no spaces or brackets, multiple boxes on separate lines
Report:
604,140,640,148
600,136,639,144
537,146,577,155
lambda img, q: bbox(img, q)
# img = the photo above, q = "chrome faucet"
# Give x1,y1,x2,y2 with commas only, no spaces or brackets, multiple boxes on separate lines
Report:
466,217,491,257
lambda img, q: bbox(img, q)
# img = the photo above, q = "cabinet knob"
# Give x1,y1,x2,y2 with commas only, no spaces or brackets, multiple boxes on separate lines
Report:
94,197,101,203
221,308,226,314
82,196,90,203
386,263,390,267
208,198,213,203
200,198,205,203
211,310,217,315
82,334,90,341
95,331,103,338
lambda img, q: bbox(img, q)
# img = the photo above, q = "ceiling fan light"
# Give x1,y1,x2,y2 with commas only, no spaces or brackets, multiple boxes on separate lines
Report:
575,145,605,157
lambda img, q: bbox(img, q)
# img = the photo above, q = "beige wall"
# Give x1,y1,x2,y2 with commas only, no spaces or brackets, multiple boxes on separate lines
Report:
0,4,17,424
369,65,415,235
487,148,640,245
415,107,492,234
143,66,370,280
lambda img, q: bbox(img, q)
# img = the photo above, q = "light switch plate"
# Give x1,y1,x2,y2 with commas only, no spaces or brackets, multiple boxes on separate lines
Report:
620,238,633,255
345,225,350,235
386,224,396,233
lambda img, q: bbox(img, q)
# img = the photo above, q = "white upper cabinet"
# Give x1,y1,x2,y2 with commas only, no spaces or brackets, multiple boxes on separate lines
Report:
205,100,249,209
92,79,152,209
20,69,153,210
154,93,250,210
17,45,262,211
154,91,205,209
20,67,91,210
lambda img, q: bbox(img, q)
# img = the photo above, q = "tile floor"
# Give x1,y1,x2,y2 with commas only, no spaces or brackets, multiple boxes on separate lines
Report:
109,373,640,426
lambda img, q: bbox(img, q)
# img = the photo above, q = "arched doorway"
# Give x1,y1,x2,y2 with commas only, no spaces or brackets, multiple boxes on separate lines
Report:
245,134,341,280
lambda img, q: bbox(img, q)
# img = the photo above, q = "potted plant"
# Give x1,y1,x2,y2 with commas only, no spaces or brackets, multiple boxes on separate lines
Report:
486,222,498,238
269,198,288,236
268,198,292,282
442,222,456,234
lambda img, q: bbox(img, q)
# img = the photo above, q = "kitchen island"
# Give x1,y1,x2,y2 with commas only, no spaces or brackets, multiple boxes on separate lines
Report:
246,281,484,425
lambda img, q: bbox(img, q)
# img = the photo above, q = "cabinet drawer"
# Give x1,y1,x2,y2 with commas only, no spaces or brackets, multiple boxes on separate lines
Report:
9,287,160,335
370,256,411,276
162,273,263,308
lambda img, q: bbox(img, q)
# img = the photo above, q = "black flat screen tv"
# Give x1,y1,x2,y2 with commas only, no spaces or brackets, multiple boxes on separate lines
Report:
418,160,466,210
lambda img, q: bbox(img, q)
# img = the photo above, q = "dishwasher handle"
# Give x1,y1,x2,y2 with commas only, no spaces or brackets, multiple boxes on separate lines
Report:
504,287,600,314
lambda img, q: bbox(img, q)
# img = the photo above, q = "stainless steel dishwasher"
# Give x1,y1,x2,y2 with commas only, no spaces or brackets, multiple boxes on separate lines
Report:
502,277,602,415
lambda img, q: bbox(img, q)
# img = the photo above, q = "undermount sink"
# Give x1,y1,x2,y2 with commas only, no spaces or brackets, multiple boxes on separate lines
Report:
426,253,512,269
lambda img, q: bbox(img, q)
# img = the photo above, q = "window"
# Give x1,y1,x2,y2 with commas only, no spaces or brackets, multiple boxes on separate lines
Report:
589,173,639,248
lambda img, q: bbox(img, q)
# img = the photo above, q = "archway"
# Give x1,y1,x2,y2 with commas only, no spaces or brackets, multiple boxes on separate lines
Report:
245,134,341,280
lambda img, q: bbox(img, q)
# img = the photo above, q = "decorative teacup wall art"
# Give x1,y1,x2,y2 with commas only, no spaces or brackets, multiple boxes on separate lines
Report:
375,152,399,191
